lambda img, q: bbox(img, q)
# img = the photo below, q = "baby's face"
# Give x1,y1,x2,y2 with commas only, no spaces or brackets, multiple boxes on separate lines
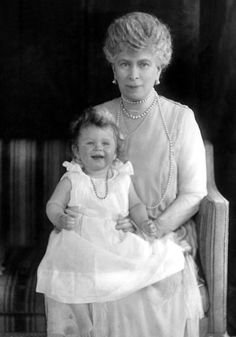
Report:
75,125,117,176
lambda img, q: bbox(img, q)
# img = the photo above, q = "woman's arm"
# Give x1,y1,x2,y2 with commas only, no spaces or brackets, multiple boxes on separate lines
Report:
155,109,207,236
46,178,76,231
129,181,157,237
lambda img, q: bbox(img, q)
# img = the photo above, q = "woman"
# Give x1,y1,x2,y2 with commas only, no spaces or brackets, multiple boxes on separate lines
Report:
95,11,207,337
44,11,207,337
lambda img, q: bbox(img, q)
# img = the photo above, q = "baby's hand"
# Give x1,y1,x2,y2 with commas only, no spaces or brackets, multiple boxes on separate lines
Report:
116,216,136,233
58,214,76,231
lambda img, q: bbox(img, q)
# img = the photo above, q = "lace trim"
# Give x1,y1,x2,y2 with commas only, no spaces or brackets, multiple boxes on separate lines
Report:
62,160,133,176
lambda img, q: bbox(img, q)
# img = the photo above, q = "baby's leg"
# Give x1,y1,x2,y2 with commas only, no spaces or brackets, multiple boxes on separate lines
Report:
45,296,93,337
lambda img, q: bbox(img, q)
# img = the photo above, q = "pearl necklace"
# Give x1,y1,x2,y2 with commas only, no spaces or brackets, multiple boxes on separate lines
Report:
121,94,158,120
90,170,109,200
121,89,154,105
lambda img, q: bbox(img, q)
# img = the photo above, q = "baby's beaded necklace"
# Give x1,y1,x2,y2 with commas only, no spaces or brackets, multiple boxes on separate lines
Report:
89,169,110,200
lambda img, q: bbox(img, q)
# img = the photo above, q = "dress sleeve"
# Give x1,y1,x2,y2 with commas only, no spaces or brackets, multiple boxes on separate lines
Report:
157,108,207,233
117,160,134,176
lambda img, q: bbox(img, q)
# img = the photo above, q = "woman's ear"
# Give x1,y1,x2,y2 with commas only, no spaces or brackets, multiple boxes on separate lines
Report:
111,64,116,78
154,66,162,86
157,66,162,79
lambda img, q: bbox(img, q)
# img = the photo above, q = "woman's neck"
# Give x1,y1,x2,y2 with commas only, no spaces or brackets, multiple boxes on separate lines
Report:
121,89,156,115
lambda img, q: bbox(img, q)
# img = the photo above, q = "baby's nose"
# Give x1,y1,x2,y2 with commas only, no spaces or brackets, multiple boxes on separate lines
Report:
94,143,103,150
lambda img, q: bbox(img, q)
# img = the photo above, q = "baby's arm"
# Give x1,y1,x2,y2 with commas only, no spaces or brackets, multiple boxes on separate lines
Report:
46,178,76,231
128,181,158,238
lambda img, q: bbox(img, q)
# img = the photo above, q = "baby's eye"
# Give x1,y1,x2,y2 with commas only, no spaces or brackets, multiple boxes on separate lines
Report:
87,141,94,145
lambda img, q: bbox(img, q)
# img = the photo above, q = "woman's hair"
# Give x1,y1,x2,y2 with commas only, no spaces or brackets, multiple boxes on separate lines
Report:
103,12,172,69
70,106,124,159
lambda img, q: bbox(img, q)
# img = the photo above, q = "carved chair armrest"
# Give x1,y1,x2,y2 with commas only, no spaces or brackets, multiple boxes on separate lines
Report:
195,141,229,335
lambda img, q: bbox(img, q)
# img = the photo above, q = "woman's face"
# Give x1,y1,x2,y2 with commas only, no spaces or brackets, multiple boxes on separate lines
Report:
112,48,161,101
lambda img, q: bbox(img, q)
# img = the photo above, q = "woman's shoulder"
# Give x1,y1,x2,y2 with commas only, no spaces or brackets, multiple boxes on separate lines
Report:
94,98,120,118
159,95,195,132
158,95,197,143
95,98,120,109
159,95,193,115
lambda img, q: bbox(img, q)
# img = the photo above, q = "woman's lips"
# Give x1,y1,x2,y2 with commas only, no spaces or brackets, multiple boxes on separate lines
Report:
127,85,141,89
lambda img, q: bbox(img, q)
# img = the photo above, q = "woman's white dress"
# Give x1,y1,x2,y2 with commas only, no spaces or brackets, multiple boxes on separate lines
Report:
37,93,207,337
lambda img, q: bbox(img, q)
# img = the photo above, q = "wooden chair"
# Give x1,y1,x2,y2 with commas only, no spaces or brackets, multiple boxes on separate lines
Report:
0,140,229,336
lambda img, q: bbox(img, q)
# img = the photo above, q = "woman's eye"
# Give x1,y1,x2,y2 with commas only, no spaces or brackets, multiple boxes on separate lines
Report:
140,62,149,68
103,142,110,146
87,141,94,145
119,62,129,68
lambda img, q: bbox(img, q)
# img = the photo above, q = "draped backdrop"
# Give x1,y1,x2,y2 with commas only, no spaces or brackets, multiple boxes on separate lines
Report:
0,0,236,334
1,0,201,139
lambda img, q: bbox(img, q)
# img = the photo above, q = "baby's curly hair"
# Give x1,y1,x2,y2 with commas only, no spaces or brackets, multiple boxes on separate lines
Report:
70,106,124,160
103,12,172,70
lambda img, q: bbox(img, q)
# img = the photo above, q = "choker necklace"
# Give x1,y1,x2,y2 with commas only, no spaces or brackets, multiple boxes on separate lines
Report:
90,169,109,200
121,94,158,120
121,89,154,105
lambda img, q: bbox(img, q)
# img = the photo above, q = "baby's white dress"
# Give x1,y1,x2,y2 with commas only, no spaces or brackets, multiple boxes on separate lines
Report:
37,160,185,305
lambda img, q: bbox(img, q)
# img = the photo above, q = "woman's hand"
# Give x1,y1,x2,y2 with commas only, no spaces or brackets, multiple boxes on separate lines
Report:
140,220,159,238
115,216,136,233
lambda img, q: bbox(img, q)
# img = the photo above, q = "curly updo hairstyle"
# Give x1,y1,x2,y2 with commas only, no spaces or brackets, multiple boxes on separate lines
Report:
103,12,172,70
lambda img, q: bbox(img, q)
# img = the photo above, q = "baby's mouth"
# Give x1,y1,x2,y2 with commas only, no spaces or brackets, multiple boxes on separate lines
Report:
91,155,104,159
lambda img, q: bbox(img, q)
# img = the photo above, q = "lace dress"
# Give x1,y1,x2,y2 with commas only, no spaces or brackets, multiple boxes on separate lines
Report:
37,161,184,306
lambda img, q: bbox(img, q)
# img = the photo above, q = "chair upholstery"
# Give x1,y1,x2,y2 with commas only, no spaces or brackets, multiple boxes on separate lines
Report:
196,141,229,337
0,139,229,336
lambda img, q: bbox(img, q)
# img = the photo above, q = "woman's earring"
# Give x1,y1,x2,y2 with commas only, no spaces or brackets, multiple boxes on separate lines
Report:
112,79,117,85
155,79,160,86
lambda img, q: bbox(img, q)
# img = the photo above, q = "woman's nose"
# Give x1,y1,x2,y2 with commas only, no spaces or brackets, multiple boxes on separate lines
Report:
129,65,139,80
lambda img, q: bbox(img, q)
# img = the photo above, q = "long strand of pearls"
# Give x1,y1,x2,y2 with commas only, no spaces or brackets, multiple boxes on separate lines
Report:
147,95,174,210
116,93,175,211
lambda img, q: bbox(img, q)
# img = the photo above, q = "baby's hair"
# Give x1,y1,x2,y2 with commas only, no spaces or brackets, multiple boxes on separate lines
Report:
70,106,124,160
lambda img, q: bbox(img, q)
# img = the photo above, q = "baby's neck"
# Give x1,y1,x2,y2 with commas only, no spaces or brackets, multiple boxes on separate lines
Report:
83,166,113,179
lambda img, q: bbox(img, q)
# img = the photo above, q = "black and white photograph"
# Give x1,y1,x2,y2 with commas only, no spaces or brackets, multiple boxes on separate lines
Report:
0,1,235,336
